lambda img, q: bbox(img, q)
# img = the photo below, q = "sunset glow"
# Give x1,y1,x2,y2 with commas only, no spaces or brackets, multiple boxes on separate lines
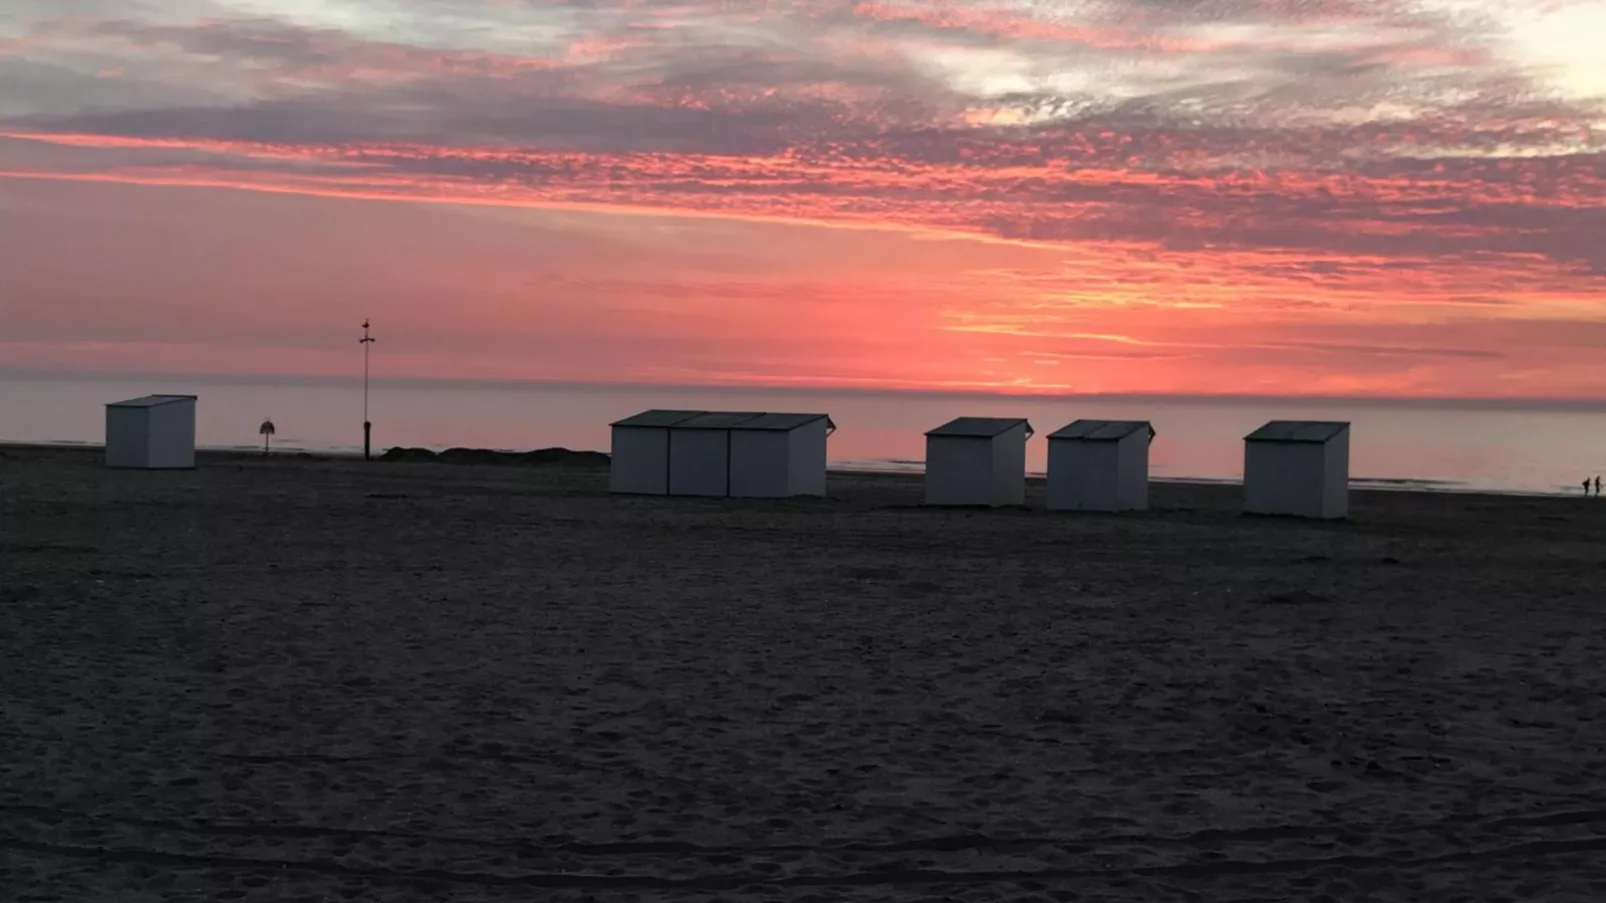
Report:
2,0,1604,398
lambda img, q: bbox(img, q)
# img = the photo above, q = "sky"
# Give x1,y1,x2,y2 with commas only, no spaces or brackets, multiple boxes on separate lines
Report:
2,0,1604,398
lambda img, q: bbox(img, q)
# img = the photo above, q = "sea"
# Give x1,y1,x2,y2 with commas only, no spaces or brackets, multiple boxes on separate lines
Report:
3,373,1604,497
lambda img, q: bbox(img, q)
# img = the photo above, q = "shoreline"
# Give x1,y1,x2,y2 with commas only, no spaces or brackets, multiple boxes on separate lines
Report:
0,439,1584,501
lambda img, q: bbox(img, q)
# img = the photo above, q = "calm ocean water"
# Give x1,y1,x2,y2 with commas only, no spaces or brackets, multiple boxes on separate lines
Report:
3,374,1604,496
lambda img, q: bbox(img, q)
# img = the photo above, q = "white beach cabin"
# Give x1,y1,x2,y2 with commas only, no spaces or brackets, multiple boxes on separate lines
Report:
728,413,835,498
666,411,765,497
1243,420,1351,519
105,394,197,470
924,417,1034,507
1046,419,1154,512
609,409,705,495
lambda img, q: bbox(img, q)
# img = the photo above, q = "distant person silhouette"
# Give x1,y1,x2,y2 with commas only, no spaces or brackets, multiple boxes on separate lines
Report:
1596,476,1602,497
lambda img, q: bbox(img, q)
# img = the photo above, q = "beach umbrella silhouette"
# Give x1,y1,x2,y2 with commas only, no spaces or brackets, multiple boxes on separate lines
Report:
259,418,276,455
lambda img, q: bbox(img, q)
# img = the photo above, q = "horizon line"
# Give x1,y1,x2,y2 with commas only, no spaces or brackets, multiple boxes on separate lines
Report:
4,367,1606,413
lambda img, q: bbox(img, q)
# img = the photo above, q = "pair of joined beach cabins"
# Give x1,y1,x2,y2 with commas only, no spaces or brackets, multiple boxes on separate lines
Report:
610,409,1353,519
924,417,1158,511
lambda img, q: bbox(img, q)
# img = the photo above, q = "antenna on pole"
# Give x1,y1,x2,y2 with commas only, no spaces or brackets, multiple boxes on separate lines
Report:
360,319,376,460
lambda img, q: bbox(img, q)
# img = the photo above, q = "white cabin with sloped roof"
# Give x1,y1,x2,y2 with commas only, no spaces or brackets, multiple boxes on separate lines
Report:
105,394,197,470
1046,419,1154,512
727,412,835,498
924,416,1034,507
1243,420,1351,519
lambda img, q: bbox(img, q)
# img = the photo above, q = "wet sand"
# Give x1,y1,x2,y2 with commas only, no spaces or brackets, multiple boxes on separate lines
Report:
3,443,1606,902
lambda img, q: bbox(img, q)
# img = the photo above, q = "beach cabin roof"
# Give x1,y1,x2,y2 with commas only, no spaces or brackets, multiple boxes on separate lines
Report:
1244,420,1350,443
1049,419,1154,442
670,412,766,429
611,409,837,433
926,417,1034,438
610,409,706,428
107,394,197,408
729,412,835,432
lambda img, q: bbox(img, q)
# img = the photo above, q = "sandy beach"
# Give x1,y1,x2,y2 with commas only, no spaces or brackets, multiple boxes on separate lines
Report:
3,442,1606,902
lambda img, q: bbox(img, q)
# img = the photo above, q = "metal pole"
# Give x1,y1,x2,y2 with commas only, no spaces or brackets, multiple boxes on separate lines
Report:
360,319,375,460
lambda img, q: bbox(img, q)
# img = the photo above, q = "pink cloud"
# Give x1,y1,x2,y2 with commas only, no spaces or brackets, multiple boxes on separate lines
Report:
1,3,1604,398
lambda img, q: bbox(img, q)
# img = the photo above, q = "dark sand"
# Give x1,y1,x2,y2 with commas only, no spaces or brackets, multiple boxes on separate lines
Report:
3,443,1605,902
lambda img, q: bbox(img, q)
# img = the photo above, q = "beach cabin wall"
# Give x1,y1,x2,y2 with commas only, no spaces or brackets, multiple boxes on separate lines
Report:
728,413,834,498
1046,420,1153,512
105,394,197,470
608,410,704,495
666,412,765,497
1243,420,1351,519
924,417,1033,507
